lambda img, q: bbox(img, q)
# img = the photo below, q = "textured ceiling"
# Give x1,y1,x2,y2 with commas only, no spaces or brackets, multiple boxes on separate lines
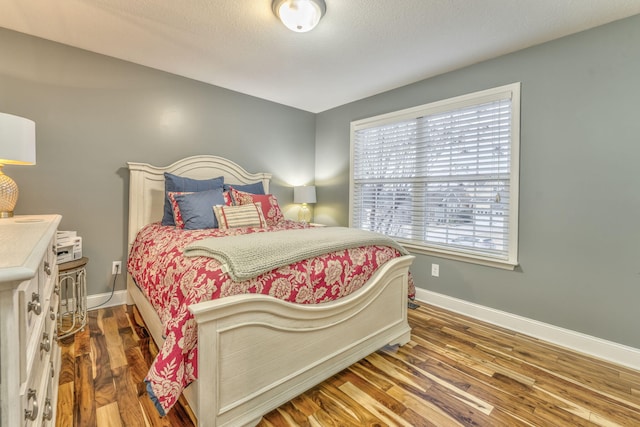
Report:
1,1,639,113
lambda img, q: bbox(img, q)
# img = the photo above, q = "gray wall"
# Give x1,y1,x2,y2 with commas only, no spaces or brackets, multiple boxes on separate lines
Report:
315,15,640,348
0,28,316,297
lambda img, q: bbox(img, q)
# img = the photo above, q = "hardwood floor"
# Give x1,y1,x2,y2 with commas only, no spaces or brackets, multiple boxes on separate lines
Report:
56,303,640,426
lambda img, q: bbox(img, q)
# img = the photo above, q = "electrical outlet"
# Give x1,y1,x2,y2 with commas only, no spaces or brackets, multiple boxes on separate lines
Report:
431,263,439,277
112,261,122,275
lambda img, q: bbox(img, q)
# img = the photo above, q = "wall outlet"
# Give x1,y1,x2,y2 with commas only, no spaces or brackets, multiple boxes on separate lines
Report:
112,261,122,275
431,263,440,277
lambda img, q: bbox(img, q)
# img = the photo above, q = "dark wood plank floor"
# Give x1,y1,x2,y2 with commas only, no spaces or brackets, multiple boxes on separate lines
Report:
56,303,640,426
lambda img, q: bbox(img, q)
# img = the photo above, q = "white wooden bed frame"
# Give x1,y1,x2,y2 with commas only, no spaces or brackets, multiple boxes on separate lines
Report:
126,155,414,427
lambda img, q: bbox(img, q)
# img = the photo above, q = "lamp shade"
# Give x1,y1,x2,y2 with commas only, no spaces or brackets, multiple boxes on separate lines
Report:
0,112,36,165
293,185,316,204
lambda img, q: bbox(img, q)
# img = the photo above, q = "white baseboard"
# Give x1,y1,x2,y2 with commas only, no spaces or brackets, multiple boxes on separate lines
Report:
414,288,640,371
87,290,129,310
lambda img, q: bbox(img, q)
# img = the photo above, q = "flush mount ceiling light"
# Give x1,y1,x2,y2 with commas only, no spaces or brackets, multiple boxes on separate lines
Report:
272,0,326,33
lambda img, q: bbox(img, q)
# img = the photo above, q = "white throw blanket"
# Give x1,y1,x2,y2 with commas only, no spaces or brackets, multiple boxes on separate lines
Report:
183,227,408,281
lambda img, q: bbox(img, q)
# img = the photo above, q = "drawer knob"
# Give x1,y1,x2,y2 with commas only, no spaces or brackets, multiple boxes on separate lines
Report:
41,332,51,352
44,260,51,276
24,388,39,421
43,398,53,421
28,292,42,315
50,306,56,321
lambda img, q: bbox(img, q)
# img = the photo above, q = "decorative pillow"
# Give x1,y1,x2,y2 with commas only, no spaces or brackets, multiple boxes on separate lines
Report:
223,191,232,206
172,188,226,230
230,188,284,226
169,191,232,229
161,173,224,226
167,191,191,228
223,181,265,195
213,203,267,229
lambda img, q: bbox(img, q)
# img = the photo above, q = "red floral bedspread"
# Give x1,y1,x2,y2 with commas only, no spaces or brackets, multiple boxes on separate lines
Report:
127,220,414,415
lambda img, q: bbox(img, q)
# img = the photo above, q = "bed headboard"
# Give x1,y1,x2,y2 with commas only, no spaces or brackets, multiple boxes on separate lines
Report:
127,155,272,246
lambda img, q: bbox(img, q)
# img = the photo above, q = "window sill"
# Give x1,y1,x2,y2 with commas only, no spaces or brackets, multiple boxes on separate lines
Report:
400,242,518,271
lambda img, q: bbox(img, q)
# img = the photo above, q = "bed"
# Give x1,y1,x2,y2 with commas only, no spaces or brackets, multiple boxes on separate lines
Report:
126,155,415,427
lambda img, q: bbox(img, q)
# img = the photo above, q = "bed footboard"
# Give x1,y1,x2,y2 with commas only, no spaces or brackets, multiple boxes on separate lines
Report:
188,255,414,427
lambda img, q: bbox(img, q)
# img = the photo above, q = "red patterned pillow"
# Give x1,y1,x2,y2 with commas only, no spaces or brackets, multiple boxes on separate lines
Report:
167,191,190,228
230,188,284,226
223,191,232,206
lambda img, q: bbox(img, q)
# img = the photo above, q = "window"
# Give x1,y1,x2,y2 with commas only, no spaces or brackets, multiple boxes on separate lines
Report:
350,83,520,269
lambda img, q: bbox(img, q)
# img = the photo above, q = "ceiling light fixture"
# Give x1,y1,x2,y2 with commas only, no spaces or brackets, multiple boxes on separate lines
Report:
272,0,326,33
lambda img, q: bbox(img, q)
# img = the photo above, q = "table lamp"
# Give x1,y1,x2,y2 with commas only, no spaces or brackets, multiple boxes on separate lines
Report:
0,112,36,218
293,185,316,223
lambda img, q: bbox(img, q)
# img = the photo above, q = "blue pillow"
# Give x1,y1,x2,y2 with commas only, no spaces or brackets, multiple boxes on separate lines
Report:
223,182,265,195
173,189,226,230
162,173,224,226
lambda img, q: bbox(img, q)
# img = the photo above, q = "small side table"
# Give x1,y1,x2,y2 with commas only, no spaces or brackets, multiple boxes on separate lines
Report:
57,257,88,339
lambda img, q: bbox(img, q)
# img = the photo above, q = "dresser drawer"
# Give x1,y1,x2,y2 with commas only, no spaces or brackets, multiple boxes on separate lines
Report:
21,352,49,426
42,346,61,427
19,234,57,385
21,301,57,426
20,262,53,339
21,273,43,342
21,363,56,427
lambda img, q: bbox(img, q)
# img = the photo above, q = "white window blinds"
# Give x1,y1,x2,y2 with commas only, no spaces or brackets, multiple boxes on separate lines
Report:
350,83,520,268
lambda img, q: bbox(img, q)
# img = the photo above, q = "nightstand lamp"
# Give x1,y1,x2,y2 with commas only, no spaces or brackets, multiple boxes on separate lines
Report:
0,112,36,218
294,185,316,223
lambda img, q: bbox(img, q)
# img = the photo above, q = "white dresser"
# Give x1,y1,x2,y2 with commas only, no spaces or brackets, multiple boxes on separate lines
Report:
0,215,61,426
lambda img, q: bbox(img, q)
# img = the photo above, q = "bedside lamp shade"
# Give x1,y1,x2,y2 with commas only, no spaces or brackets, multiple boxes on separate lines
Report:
293,185,316,223
0,112,36,218
293,185,316,204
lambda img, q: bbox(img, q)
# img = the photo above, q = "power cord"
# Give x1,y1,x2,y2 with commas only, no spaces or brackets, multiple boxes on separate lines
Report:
88,268,119,310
